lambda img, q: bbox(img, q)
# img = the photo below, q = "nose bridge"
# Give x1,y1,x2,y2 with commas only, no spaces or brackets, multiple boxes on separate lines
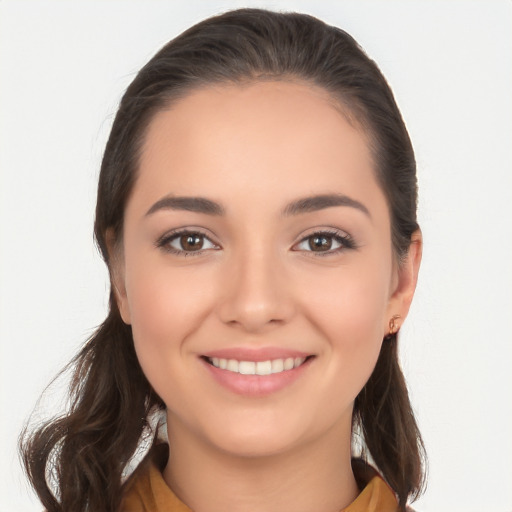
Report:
218,239,294,331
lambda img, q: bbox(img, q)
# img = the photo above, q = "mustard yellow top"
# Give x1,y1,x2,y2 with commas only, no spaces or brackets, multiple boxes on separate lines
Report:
121,445,399,512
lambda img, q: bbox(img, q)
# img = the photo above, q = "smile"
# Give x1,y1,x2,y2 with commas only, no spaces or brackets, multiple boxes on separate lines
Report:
201,351,314,396
206,357,307,375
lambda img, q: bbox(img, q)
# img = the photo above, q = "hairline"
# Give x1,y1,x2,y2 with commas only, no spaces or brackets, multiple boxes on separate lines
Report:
117,75,390,253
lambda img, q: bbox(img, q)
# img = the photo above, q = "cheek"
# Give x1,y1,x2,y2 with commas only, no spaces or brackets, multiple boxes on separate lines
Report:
307,261,390,336
302,261,391,394
123,255,215,380
126,246,215,330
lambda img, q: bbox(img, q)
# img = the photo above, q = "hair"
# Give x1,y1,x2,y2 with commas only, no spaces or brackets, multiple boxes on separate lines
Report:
20,8,425,512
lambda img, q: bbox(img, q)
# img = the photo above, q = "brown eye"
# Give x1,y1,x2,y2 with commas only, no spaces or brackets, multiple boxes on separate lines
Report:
180,233,204,251
308,235,333,252
293,230,354,255
159,230,218,255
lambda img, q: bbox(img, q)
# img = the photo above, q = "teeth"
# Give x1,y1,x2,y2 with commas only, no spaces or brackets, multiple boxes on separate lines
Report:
284,357,294,370
256,360,272,375
227,359,239,372
239,361,255,375
208,356,307,375
271,359,284,373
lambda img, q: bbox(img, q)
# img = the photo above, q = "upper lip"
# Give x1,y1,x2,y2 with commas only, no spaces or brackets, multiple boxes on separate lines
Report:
201,347,313,362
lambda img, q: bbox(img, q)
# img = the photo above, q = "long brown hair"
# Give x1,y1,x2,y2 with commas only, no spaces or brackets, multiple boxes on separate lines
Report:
20,8,425,511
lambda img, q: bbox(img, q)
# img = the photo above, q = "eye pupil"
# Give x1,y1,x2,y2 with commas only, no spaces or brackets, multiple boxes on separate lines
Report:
309,235,332,251
181,233,203,251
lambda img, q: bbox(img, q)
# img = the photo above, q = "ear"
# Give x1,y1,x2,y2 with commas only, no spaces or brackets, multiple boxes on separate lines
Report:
385,229,422,332
105,228,132,325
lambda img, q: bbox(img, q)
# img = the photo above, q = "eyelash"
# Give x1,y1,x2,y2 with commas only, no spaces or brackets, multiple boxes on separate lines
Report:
155,228,356,257
294,229,356,257
155,229,218,257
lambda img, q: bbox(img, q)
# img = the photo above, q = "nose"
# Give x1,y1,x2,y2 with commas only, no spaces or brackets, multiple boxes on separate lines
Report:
216,246,296,333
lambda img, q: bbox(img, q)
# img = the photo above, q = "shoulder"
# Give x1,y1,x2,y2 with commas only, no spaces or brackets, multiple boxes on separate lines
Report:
119,449,158,512
351,458,421,512
120,444,192,512
348,458,402,512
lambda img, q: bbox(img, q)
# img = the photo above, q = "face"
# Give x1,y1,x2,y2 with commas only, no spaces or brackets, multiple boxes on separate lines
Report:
113,81,420,458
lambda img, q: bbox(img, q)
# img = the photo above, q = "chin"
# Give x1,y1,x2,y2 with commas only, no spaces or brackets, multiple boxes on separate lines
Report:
212,433,298,459
198,414,317,460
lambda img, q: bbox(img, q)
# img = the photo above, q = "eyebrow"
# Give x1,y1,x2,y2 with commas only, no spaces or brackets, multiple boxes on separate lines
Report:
145,196,225,216
145,193,370,218
281,193,371,218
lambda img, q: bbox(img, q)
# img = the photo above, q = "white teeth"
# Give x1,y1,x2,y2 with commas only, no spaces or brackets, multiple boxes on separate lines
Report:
208,356,307,375
284,357,294,370
239,361,256,375
226,359,239,372
271,359,284,373
256,360,272,375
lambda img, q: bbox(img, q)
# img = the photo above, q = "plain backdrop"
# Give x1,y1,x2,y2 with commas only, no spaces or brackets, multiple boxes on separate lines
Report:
1,1,511,511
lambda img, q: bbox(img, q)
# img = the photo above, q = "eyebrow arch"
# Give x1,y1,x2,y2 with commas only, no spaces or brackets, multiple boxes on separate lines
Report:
281,194,371,218
146,196,225,216
145,193,370,219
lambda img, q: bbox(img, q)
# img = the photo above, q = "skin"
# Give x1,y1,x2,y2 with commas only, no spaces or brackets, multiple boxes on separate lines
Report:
112,81,421,512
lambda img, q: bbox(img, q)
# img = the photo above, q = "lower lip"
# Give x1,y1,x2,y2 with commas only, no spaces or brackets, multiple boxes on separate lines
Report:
201,357,313,397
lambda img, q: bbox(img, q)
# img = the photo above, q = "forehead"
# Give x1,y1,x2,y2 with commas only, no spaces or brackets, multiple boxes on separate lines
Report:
133,80,384,217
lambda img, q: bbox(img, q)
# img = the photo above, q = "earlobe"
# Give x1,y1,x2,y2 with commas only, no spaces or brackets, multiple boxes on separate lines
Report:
105,229,132,325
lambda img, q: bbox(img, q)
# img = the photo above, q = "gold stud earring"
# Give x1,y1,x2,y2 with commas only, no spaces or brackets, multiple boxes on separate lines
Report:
388,314,401,336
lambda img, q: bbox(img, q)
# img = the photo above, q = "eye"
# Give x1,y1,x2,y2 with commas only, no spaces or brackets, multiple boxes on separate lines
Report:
157,230,219,255
293,230,354,255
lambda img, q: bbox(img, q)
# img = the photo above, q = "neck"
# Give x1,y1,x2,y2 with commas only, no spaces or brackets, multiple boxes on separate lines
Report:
163,414,359,512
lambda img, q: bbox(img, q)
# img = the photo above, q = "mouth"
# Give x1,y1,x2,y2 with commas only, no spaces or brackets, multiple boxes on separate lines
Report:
202,356,312,376
200,351,314,396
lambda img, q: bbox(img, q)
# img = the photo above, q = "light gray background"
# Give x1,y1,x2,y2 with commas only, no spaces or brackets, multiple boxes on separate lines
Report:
1,1,511,511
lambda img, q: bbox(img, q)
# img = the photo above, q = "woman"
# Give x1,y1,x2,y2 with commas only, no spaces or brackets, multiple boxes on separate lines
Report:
20,8,425,512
